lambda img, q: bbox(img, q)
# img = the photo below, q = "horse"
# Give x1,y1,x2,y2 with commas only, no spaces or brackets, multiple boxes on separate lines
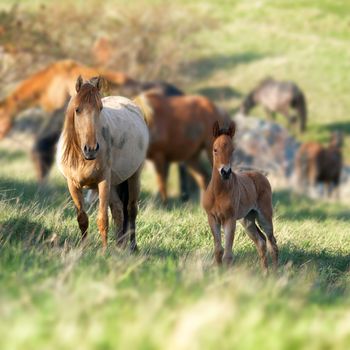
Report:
240,77,307,133
56,76,149,250
31,80,191,202
137,91,230,203
0,59,135,139
294,131,343,198
202,121,278,271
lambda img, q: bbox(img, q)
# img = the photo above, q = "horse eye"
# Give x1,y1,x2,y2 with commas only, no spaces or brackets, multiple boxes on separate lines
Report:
75,107,81,114
214,149,217,153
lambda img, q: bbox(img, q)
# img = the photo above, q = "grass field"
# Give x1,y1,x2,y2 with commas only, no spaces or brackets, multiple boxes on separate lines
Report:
1,0,350,349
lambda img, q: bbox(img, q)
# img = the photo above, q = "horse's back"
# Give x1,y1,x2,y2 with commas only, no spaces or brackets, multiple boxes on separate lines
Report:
101,96,149,184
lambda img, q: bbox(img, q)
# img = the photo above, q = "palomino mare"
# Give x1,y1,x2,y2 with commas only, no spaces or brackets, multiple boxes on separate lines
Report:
136,91,230,202
294,131,343,198
57,76,149,250
240,78,307,133
202,121,278,271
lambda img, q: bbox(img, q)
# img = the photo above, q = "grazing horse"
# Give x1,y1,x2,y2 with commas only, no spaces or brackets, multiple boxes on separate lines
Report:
137,91,230,202
240,78,307,132
0,59,135,139
202,121,278,271
294,131,343,198
56,76,149,250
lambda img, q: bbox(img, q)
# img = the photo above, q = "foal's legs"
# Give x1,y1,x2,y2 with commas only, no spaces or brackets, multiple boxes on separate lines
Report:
207,215,223,264
256,205,278,269
222,218,236,266
241,214,268,272
126,168,142,252
67,180,88,242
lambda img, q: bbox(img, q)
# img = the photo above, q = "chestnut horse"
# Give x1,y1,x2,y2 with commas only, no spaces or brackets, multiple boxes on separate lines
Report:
136,91,230,202
0,59,135,139
294,131,343,198
57,76,149,250
240,77,307,133
202,121,278,270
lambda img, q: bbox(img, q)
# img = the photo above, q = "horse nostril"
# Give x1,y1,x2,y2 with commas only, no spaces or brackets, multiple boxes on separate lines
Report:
84,145,88,153
227,168,232,174
220,168,225,175
95,143,99,152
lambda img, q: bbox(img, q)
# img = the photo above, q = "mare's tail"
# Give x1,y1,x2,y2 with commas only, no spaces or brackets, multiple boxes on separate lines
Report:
133,93,154,126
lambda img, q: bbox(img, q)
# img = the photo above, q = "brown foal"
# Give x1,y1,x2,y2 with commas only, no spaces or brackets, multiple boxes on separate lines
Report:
202,121,278,271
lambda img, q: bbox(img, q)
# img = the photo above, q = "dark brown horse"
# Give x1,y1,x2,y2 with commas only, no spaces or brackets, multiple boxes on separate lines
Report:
240,77,307,132
138,91,230,202
202,121,278,270
295,131,343,198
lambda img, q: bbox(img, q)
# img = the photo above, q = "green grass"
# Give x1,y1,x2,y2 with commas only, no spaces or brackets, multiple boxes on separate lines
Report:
0,144,350,349
1,0,350,348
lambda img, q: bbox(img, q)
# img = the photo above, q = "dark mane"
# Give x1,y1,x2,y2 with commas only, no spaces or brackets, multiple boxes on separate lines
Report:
61,83,102,167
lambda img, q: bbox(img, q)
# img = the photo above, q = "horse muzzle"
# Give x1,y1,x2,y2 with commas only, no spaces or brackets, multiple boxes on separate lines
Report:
83,143,99,160
220,167,232,180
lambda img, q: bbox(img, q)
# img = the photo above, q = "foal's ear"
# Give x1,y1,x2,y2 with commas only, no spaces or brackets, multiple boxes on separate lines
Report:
76,75,84,93
213,121,221,138
227,120,236,138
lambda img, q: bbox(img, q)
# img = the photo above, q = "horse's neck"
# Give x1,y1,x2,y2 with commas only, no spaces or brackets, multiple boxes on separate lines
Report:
210,169,236,197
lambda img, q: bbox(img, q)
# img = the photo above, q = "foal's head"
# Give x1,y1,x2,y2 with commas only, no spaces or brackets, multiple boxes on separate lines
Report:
70,76,103,160
212,120,236,180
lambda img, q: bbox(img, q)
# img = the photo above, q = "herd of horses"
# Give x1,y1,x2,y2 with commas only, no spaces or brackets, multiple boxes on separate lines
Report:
0,59,344,268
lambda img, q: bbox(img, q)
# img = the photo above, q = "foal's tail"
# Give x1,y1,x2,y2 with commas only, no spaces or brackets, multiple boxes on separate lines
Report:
133,93,154,127
294,90,307,132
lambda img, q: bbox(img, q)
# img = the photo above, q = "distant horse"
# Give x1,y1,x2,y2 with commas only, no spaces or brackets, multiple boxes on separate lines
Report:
295,131,343,198
240,78,307,132
0,59,135,139
202,121,278,270
56,76,149,250
137,91,230,202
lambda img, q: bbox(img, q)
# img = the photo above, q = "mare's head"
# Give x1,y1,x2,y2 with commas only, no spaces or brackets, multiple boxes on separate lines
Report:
329,131,343,149
67,76,103,161
212,120,236,180
240,90,256,115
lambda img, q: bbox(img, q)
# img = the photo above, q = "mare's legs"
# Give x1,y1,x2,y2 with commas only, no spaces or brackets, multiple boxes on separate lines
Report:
186,156,210,194
97,179,110,250
152,154,168,203
109,185,124,247
67,180,88,242
207,215,223,264
126,168,142,252
256,204,278,269
241,213,268,272
222,218,236,266
178,163,190,202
